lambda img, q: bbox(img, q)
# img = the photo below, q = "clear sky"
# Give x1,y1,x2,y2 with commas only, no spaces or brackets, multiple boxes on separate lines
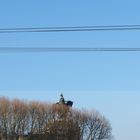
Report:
0,1,140,140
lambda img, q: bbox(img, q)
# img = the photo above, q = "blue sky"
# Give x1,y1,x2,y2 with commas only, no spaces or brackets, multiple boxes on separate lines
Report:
0,1,140,140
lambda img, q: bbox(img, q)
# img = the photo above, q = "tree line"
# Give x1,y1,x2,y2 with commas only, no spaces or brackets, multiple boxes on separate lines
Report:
0,96,113,140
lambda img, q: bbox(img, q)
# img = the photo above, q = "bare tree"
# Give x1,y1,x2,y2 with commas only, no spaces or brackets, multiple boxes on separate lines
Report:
0,97,10,140
85,110,112,140
45,104,80,140
9,99,29,139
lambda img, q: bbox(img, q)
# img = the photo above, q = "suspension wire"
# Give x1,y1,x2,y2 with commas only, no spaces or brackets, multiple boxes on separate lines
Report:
0,25,140,33
0,47,140,52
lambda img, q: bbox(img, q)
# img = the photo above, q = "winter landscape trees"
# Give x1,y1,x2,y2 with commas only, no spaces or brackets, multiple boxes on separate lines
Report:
0,96,112,140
